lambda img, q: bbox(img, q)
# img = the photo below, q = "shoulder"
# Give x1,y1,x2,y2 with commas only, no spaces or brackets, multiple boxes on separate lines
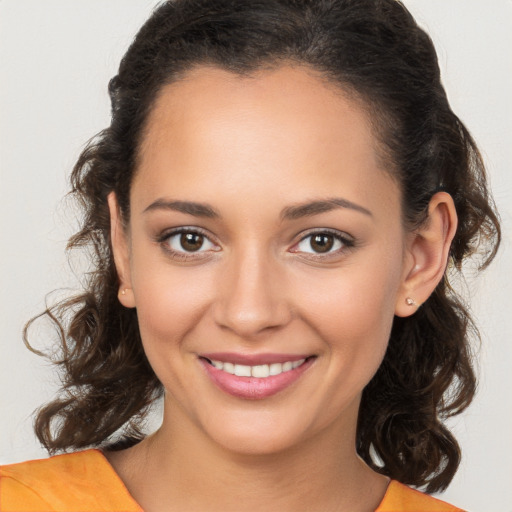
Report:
0,450,141,512
376,480,464,512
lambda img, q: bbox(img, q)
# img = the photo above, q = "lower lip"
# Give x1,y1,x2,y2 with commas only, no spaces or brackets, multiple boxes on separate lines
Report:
200,358,315,400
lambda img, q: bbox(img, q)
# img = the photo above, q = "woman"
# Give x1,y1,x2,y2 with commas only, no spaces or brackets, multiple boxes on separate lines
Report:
0,0,501,511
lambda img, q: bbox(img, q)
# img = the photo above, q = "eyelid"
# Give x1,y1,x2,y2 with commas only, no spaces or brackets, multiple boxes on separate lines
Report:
155,226,355,262
157,226,221,259
289,228,355,257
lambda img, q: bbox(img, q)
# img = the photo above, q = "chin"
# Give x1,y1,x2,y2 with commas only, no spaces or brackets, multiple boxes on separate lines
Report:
194,408,314,457
212,429,304,458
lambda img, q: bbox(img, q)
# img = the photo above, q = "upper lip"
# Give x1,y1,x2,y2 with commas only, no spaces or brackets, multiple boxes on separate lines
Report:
200,352,314,366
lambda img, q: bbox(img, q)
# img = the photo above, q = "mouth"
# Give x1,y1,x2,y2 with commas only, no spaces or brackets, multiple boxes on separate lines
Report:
202,357,309,377
198,354,316,399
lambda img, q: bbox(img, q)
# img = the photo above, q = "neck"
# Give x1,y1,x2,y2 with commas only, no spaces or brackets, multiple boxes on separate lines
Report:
109,398,388,512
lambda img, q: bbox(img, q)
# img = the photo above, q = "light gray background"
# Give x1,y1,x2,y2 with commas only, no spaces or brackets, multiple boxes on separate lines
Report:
1,2,511,511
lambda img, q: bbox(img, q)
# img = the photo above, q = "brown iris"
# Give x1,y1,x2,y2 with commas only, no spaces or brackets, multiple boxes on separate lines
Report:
180,232,204,252
310,233,334,253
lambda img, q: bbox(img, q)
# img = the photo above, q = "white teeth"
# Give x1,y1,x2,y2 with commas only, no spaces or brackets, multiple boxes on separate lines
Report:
251,364,270,378
223,362,235,374
234,364,252,377
282,361,293,372
269,363,283,376
208,358,306,378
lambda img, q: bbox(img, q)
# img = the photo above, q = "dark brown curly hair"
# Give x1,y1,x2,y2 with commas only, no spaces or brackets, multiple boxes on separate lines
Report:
25,0,500,494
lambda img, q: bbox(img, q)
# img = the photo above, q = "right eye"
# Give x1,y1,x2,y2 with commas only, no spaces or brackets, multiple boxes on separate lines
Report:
159,228,220,260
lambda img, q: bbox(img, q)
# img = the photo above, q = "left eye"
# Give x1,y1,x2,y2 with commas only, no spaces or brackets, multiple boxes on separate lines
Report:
165,230,217,253
294,232,346,254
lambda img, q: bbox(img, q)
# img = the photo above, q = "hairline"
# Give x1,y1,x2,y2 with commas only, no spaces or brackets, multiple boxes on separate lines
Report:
128,59,404,222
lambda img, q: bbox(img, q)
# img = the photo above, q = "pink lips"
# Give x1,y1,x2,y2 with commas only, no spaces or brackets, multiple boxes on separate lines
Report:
199,353,315,400
201,352,309,365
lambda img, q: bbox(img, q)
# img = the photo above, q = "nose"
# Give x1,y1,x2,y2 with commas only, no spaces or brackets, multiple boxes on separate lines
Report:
212,246,293,339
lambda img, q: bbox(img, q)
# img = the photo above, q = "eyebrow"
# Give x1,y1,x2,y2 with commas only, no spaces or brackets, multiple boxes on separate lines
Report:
280,198,373,220
143,197,372,220
143,199,220,218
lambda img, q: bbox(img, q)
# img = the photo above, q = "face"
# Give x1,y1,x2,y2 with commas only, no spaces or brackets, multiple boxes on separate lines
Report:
113,65,414,456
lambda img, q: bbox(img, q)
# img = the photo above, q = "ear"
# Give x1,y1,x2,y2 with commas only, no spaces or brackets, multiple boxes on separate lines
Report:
108,192,136,308
395,191,457,317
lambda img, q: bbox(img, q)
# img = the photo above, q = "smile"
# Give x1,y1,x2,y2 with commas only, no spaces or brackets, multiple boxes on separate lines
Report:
207,358,306,378
199,354,315,399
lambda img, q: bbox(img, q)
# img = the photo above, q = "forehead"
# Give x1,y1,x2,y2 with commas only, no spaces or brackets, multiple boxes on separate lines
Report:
133,65,399,219
141,64,373,154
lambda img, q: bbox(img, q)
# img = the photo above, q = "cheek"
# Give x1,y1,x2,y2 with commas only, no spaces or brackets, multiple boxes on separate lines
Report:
130,251,215,348
294,249,403,365
130,261,218,397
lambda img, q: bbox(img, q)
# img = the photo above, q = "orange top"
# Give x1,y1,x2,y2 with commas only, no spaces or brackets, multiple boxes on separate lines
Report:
0,450,464,511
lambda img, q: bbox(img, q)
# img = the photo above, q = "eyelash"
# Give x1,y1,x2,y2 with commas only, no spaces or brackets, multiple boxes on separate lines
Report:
157,227,355,261
157,227,220,261
290,228,355,260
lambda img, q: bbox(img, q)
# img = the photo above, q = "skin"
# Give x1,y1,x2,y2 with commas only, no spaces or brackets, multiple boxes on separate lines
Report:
107,65,457,512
